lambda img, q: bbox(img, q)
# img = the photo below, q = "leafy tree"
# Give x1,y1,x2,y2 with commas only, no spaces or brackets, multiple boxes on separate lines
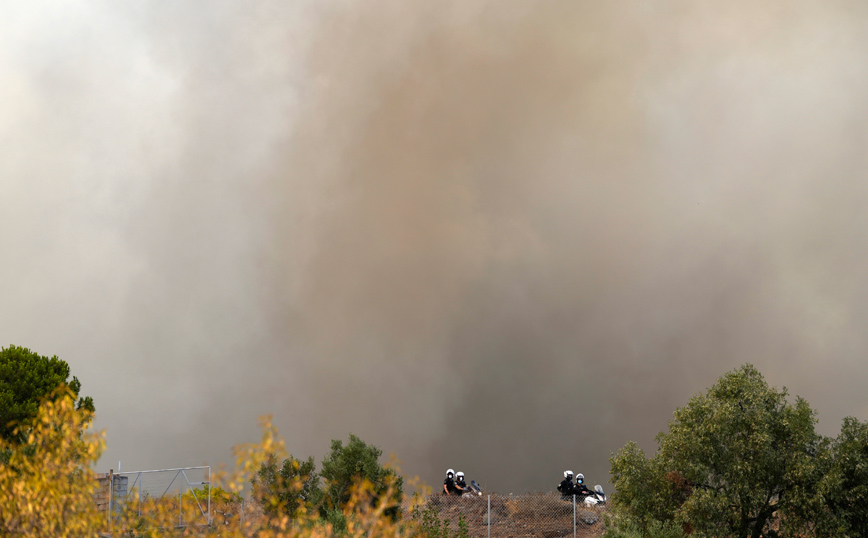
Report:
0,345,94,443
816,416,868,537
607,442,680,530
254,453,323,519
611,364,822,538
320,434,403,520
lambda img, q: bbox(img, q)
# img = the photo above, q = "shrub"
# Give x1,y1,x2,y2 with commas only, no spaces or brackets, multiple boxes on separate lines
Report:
0,388,104,537
0,401,422,538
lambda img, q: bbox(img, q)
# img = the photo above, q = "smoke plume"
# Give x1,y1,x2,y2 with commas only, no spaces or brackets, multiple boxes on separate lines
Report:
2,0,867,492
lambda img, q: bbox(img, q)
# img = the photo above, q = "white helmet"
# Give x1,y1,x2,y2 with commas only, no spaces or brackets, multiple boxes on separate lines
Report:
564,470,573,479
576,473,585,483
446,468,455,477
456,471,465,479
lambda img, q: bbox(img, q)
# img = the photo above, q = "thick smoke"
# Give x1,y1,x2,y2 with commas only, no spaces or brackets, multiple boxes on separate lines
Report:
2,0,868,493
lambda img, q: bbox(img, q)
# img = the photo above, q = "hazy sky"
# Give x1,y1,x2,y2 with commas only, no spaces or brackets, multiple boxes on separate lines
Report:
2,0,868,494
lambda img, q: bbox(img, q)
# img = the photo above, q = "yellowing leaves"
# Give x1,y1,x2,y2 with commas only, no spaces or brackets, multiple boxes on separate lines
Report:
0,393,423,538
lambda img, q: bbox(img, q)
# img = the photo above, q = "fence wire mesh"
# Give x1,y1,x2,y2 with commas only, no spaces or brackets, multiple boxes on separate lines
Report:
405,494,608,538
109,466,211,528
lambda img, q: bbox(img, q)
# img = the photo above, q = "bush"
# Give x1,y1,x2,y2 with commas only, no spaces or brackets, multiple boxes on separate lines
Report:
320,434,404,521
0,388,104,537
0,399,421,538
254,453,322,519
410,501,470,538
603,516,683,538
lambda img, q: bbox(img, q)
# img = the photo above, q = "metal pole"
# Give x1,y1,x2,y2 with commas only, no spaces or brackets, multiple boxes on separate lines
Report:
108,473,113,530
573,494,576,538
487,495,491,538
208,467,212,525
179,480,183,527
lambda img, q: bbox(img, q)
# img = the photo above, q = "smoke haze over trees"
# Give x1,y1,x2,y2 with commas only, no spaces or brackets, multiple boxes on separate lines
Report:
2,1,868,493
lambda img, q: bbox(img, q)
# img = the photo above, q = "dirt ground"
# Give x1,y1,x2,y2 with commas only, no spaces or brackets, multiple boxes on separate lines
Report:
414,494,608,538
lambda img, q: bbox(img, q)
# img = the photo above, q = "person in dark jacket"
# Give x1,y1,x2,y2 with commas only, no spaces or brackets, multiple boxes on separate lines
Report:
557,470,576,497
443,469,459,495
573,473,594,497
455,471,468,495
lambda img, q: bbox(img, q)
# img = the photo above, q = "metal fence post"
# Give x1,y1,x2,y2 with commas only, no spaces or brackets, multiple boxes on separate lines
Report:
108,473,113,530
208,467,212,526
573,495,576,538
487,495,491,538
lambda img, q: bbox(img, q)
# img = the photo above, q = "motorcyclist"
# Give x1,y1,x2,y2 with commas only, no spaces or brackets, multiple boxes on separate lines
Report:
443,469,460,495
573,473,595,498
558,470,576,497
455,471,468,496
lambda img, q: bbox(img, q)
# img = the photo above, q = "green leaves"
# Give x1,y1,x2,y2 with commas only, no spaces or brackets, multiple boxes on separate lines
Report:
817,416,868,537
320,434,403,520
0,345,94,444
255,453,322,519
254,433,404,524
610,364,825,538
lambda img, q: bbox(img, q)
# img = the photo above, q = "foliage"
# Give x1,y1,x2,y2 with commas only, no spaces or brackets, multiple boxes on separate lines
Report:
185,484,243,505
320,434,404,520
251,433,402,527
816,416,868,537
255,453,323,519
606,442,675,529
602,515,683,538
410,501,470,538
611,364,822,538
456,512,469,538
0,387,104,537
221,423,418,538
412,503,449,538
0,345,94,443
0,398,426,538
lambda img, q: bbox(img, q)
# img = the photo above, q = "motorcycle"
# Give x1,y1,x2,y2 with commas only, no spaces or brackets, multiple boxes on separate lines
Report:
575,485,606,525
457,480,483,496
581,485,606,506
559,484,606,506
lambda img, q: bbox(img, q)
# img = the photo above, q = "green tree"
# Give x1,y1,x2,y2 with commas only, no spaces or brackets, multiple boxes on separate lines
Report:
254,453,322,519
0,345,94,443
816,416,868,537
320,434,403,521
611,364,822,538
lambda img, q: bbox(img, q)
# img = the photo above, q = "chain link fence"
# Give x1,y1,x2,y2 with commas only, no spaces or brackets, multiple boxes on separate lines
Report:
101,471,606,536
405,494,609,538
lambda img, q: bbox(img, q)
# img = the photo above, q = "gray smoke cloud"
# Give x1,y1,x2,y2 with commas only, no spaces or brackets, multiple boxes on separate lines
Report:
2,0,868,493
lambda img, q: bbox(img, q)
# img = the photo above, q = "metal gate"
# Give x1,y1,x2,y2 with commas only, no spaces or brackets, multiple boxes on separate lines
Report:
108,466,211,528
